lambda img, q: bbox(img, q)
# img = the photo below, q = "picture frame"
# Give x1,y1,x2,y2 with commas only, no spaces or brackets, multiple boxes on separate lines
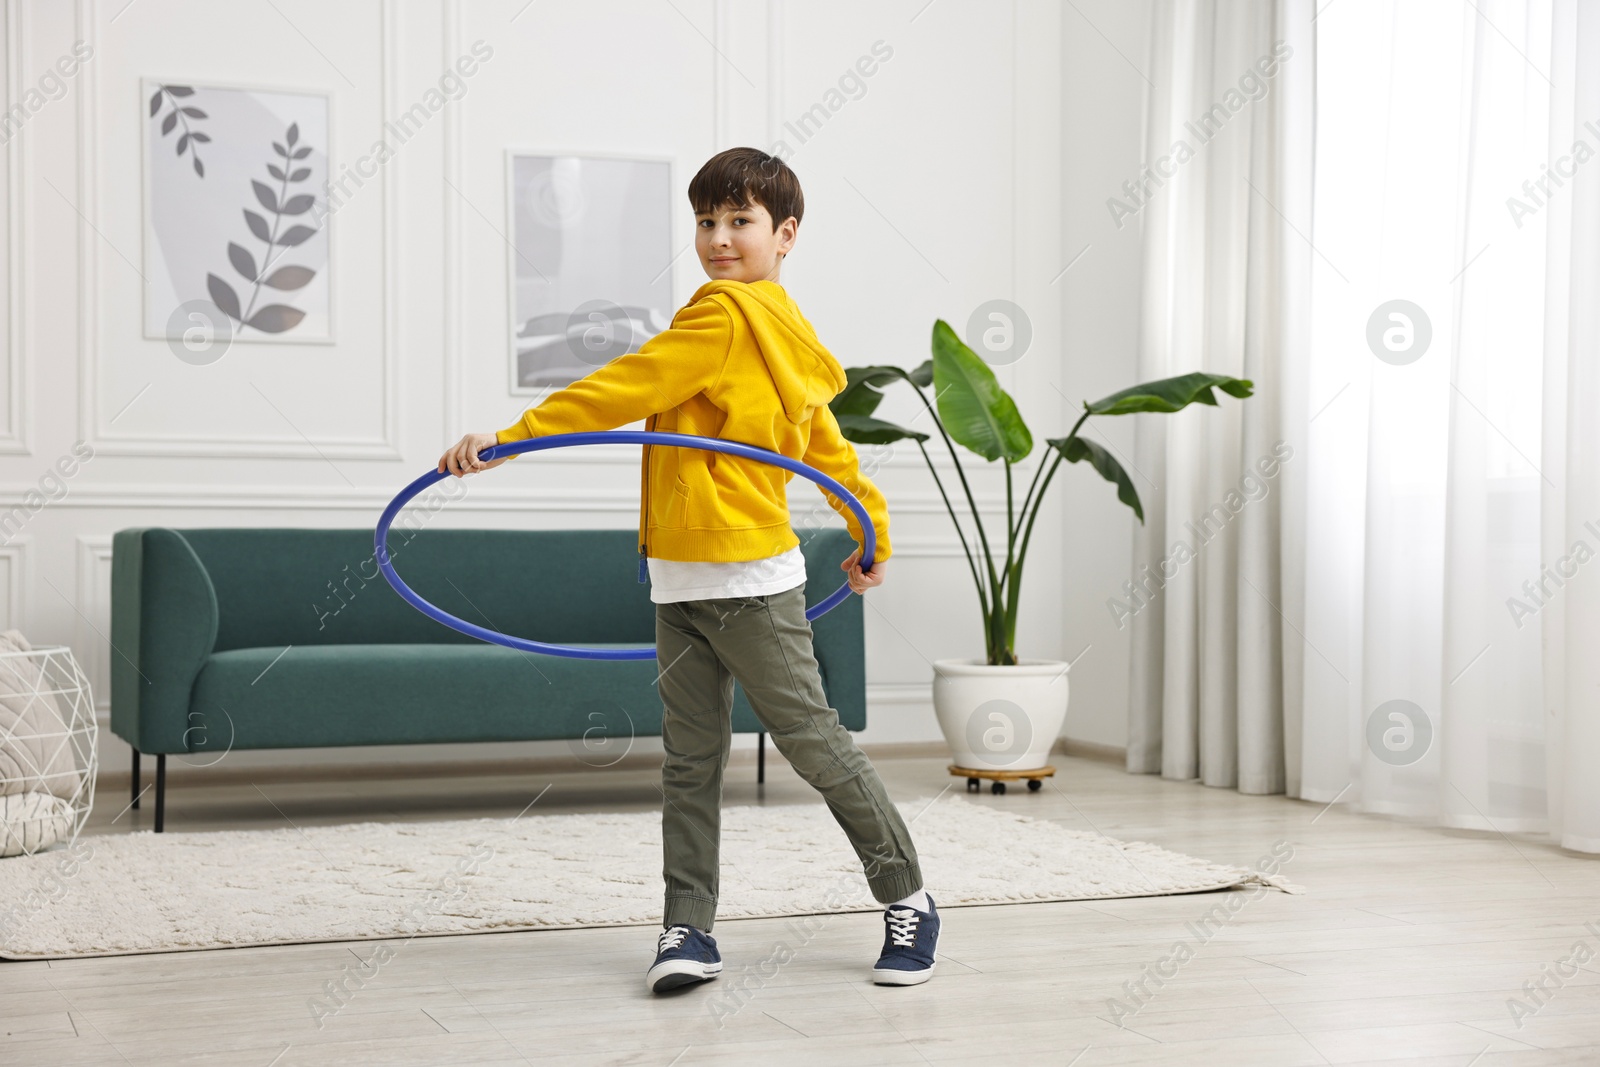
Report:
141,78,333,346
505,150,675,393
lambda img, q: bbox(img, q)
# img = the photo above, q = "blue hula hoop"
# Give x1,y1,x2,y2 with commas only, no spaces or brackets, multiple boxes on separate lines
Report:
375,430,878,660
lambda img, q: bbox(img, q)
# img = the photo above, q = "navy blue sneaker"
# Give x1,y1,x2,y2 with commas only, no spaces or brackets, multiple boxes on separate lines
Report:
872,894,939,985
646,924,722,993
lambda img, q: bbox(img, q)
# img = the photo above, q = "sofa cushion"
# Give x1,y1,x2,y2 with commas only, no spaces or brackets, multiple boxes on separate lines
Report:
189,641,845,750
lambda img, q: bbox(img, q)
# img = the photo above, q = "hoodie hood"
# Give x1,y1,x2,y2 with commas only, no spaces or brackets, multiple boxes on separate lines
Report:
690,279,846,421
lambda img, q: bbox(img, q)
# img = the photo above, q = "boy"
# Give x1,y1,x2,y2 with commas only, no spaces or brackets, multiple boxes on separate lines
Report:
438,147,938,993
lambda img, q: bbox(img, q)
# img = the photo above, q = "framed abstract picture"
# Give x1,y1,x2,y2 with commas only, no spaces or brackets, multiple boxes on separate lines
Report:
506,151,674,392
142,79,332,345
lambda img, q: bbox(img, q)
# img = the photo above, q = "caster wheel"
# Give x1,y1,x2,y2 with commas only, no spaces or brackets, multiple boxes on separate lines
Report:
966,777,980,792
1028,778,1042,792
991,781,1006,795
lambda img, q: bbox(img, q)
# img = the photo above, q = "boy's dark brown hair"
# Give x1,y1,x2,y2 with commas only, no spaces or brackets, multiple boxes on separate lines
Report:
688,147,803,231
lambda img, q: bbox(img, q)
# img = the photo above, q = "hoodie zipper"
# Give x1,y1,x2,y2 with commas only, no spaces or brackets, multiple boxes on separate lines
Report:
638,414,652,582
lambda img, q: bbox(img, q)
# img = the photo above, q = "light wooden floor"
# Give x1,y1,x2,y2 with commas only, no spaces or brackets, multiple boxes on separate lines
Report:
3,751,1599,1066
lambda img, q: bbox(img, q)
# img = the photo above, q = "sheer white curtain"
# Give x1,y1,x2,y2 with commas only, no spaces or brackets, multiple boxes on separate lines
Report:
1538,0,1600,852
1298,0,1565,838
1131,0,1599,854
1125,0,1315,791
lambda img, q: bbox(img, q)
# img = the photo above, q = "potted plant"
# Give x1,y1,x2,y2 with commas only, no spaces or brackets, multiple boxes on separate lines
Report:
830,320,1251,773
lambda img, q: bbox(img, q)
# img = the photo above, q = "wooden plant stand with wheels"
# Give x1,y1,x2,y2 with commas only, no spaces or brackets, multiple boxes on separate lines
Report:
950,763,1055,795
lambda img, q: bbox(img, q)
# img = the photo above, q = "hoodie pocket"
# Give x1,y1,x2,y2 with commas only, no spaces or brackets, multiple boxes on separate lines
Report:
659,476,691,530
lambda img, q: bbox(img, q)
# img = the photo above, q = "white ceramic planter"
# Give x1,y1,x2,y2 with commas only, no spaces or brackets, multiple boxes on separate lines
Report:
931,658,1069,772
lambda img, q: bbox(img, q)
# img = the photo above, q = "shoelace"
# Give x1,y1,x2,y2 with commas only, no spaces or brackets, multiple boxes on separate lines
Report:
885,906,920,947
658,926,691,952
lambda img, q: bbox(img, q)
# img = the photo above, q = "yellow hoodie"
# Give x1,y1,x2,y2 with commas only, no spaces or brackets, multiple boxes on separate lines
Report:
495,279,892,566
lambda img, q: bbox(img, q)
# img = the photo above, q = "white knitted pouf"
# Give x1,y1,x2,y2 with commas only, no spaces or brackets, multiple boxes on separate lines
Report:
0,790,76,856
0,633,96,858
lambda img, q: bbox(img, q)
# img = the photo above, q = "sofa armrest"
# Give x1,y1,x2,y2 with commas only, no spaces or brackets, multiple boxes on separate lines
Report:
111,528,220,754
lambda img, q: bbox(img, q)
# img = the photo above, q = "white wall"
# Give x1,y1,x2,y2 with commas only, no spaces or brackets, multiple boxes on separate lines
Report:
1055,0,1151,750
0,0,1145,781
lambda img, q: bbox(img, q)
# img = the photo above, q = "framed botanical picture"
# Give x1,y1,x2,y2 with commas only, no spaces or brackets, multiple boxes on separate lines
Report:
506,151,674,392
142,79,332,345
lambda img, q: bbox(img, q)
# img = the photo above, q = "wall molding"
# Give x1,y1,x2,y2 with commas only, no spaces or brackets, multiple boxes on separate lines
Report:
441,0,461,443
0,535,28,629
89,731,1122,789
0,483,1005,558
410,437,992,470
1059,737,1125,766
76,0,402,460
73,533,111,714
0,0,28,455
0,481,1011,514
865,682,932,707
2,507,978,562
712,0,727,149
766,0,783,146
380,0,402,459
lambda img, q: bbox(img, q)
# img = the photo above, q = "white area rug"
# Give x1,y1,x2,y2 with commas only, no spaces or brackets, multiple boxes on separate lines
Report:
0,793,1300,959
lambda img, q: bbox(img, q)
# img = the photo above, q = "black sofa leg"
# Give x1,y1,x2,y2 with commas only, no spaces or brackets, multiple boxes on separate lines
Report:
757,731,765,784
155,754,166,833
131,748,141,809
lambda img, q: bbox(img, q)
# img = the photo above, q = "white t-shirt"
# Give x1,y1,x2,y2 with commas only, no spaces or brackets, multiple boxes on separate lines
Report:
647,546,807,605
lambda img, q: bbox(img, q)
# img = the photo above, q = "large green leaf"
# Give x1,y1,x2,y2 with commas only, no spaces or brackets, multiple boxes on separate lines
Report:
930,320,1032,462
832,377,887,418
1087,372,1254,416
835,414,930,445
832,364,926,418
1047,435,1143,523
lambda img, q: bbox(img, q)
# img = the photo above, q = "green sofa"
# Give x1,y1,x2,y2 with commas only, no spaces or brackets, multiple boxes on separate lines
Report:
109,526,866,830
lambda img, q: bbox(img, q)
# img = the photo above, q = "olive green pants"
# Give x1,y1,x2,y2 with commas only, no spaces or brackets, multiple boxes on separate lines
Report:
655,584,923,933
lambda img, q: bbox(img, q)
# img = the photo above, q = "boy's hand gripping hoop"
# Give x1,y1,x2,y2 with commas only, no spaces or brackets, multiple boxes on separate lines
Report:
376,431,879,660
